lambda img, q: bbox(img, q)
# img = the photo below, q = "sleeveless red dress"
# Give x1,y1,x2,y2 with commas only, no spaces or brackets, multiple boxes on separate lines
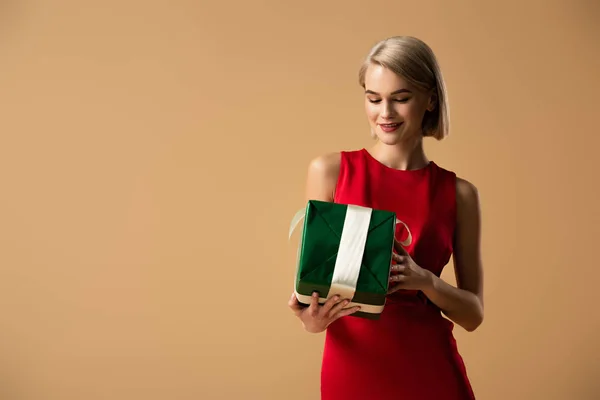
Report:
321,148,475,400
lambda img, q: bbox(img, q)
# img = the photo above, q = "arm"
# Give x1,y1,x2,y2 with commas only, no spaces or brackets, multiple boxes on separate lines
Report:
289,152,360,332
304,152,341,202
420,177,484,332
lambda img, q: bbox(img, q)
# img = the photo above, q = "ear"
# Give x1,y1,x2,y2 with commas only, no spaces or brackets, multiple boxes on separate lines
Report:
426,90,437,112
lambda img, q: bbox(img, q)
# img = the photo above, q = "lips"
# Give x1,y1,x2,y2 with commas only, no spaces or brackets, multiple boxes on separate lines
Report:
379,122,402,132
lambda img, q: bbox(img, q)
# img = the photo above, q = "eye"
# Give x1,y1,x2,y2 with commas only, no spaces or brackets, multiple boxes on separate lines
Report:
368,99,381,104
394,98,410,103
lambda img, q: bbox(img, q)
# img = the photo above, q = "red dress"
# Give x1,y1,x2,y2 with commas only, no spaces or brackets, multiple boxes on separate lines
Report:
321,148,475,400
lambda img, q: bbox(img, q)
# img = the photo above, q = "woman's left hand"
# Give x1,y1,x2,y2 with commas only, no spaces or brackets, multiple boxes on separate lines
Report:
388,239,434,294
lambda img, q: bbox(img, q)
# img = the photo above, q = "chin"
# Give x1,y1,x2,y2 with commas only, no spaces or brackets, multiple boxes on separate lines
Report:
376,128,417,145
377,131,408,145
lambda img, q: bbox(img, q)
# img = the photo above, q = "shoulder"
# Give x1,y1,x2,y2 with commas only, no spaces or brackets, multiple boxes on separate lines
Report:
305,152,343,201
454,176,481,226
306,149,364,186
455,176,480,208
307,151,342,178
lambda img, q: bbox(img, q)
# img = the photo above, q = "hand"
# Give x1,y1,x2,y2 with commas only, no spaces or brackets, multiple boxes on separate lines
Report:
288,291,360,333
388,238,434,294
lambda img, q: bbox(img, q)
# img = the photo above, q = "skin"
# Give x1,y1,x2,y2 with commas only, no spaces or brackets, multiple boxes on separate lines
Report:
288,63,484,333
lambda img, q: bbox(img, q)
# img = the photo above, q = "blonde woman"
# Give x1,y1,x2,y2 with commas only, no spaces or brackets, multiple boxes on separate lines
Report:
289,36,484,399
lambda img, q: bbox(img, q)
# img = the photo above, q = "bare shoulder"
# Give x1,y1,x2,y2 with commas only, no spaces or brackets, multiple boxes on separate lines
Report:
305,152,342,202
307,152,341,177
454,176,481,231
455,176,480,210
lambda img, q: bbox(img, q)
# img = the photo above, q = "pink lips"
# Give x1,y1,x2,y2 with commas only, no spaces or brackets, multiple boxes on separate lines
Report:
379,122,402,133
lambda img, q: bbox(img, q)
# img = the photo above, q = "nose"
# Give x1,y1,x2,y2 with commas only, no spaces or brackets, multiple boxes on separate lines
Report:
380,101,395,119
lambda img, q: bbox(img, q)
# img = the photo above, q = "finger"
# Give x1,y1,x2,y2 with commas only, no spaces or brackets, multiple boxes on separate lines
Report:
389,274,407,283
334,305,361,320
327,298,351,318
394,238,409,255
288,292,299,306
390,264,406,273
392,253,406,264
308,292,320,317
288,293,303,316
321,295,341,314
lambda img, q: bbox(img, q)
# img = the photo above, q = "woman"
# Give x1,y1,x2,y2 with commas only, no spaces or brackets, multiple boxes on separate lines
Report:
288,36,484,399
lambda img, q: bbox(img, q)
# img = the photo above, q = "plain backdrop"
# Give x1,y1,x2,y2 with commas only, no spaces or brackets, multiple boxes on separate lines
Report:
1,0,599,399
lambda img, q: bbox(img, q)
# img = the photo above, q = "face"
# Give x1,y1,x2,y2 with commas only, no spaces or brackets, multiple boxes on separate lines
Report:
363,64,436,144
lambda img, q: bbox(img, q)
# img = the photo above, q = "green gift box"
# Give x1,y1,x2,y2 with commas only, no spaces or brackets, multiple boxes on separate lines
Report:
289,200,412,320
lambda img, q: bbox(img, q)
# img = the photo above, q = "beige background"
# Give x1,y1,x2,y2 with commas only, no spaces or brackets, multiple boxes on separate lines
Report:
1,0,599,399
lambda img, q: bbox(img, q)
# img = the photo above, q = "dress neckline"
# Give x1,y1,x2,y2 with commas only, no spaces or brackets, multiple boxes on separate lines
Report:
360,148,434,175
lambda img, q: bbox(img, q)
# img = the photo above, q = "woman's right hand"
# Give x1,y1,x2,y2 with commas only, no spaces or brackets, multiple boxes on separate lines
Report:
288,291,361,333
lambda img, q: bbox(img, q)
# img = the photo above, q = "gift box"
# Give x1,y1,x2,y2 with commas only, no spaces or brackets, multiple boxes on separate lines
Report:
289,200,411,320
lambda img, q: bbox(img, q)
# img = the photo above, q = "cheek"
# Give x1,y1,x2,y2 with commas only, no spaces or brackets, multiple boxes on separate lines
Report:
365,104,379,121
401,103,426,122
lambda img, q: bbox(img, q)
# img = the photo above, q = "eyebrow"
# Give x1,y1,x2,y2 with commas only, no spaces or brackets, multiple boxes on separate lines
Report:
365,89,412,95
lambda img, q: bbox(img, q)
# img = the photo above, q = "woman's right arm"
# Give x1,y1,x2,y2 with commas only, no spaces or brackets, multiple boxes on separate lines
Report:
304,152,341,202
288,152,361,333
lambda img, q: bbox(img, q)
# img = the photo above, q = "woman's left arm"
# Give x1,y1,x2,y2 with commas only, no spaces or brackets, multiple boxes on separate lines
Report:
421,177,484,331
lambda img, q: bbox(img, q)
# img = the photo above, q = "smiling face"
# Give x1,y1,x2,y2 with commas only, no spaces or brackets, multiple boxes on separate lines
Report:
363,63,436,144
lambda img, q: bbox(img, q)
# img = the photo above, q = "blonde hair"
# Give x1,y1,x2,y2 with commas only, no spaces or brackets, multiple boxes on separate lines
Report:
358,36,449,140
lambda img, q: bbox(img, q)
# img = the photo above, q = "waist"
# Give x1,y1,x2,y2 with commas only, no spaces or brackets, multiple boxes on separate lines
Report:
385,290,438,308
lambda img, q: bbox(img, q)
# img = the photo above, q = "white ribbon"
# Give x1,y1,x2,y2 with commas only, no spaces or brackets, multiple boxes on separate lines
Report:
327,205,371,300
396,219,412,247
288,208,307,241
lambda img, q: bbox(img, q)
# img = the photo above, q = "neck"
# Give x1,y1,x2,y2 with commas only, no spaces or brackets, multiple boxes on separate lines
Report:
369,137,429,171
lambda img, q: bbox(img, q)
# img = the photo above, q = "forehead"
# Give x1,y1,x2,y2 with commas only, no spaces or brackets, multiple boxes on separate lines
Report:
364,64,414,94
